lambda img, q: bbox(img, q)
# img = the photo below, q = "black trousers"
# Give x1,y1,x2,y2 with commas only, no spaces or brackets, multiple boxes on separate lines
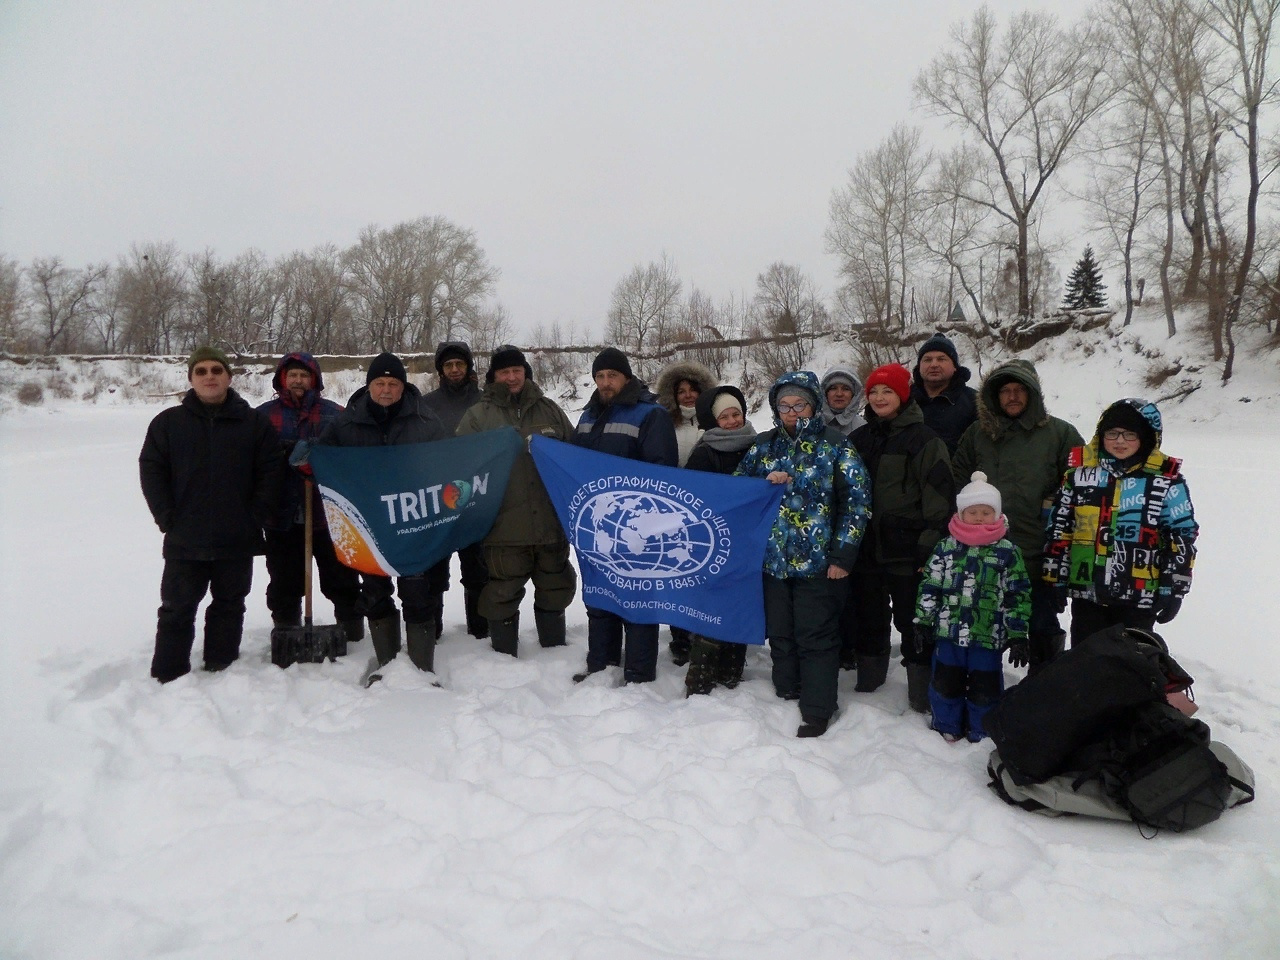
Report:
362,572,436,625
1069,598,1157,647
764,574,845,722
426,542,489,595
152,557,253,682
263,525,361,622
852,568,924,665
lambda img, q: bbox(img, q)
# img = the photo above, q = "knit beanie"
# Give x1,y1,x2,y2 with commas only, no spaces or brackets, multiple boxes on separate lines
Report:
956,471,1002,515
864,363,912,406
366,351,408,386
187,345,232,375
917,332,960,366
711,392,743,420
434,342,471,374
1097,401,1156,459
486,344,534,383
774,385,819,414
592,347,632,379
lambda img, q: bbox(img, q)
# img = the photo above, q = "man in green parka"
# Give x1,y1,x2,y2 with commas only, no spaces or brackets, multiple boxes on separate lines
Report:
952,359,1083,674
455,345,578,656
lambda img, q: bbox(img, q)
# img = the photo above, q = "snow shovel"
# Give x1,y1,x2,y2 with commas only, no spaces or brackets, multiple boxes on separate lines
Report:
271,480,347,668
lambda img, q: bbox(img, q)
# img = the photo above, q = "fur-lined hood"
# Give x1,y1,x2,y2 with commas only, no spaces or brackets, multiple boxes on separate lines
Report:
975,358,1050,438
655,360,717,413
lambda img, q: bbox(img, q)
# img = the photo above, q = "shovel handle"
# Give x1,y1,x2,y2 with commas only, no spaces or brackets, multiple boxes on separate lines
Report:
304,479,315,624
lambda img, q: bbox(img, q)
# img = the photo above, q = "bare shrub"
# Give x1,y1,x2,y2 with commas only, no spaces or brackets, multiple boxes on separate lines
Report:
17,382,43,406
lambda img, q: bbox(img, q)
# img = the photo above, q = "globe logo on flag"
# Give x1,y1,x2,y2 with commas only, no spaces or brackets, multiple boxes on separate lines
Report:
574,491,715,578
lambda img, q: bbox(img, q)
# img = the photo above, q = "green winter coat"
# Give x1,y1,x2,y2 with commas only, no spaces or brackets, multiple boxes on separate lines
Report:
456,379,574,547
951,359,1083,560
849,400,954,574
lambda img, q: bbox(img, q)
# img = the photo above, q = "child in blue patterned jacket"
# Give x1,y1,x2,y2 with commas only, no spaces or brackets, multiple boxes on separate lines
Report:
915,471,1031,742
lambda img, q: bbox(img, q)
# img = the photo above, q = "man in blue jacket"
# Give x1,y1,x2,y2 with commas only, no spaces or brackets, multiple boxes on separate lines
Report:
571,347,678,684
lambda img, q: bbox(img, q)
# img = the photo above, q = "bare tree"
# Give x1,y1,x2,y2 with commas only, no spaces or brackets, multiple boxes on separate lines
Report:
222,249,282,354
918,145,997,327
605,255,683,374
27,257,108,353
276,244,355,354
0,256,29,352
465,302,514,356
344,223,424,350
915,6,1113,317
408,216,500,350
747,262,828,379
827,125,933,329
117,242,187,355
1200,0,1279,380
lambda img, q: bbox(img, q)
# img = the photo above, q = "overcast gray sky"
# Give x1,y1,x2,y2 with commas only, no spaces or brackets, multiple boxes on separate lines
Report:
0,1,1080,337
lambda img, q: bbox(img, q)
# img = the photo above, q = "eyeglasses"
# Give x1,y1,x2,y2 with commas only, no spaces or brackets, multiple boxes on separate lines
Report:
192,365,226,377
776,401,812,414
1102,429,1139,442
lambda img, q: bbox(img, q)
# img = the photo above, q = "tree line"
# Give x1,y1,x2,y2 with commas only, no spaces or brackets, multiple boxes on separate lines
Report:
3,1,1276,385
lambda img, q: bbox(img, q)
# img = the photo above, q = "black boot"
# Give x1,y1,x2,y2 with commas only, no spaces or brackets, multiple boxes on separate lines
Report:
341,618,364,644
464,588,489,639
797,715,829,738
534,607,566,648
716,642,746,688
905,663,931,714
669,627,692,667
364,616,402,687
489,615,519,657
428,593,445,641
405,621,437,674
854,655,889,692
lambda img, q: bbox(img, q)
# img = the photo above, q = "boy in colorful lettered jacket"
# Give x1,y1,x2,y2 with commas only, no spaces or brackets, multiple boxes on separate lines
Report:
1043,398,1199,647
914,472,1030,742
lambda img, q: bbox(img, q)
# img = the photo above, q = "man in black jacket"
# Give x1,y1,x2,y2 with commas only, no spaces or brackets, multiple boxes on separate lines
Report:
317,352,448,682
139,346,281,683
421,341,488,639
909,332,978,454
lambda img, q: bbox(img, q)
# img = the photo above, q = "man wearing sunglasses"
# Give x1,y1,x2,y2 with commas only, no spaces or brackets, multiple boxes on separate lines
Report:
140,346,282,683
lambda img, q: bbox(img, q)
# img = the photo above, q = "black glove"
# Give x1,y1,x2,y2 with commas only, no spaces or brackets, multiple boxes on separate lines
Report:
909,626,930,658
1007,640,1030,669
1154,595,1182,624
1052,587,1068,613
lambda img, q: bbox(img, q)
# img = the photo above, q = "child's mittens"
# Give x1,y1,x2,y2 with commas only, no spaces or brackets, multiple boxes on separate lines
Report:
1153,595,1182,624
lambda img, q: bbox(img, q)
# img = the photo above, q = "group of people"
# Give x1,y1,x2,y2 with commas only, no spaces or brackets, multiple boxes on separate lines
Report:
139,333,1199,743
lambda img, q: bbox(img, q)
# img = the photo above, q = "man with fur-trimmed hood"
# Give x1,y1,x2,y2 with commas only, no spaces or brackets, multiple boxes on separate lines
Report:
257,352,361,642
422,341,488,639
953,358,1083,674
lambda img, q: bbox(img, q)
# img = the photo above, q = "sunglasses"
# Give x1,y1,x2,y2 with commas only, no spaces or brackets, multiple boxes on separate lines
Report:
192,364,227,377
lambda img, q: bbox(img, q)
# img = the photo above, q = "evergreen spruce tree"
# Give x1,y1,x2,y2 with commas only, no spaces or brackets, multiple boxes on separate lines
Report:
1062,245,1107,310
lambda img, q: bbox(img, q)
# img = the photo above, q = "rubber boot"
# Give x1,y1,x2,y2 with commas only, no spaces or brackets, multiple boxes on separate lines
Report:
464,588,489,639
534,607,566,648
341,618,364,644
854,655,890,693
489,615,519,658
905,663,932,714
405,621,437,673
364,616,402,687
429,592,445,640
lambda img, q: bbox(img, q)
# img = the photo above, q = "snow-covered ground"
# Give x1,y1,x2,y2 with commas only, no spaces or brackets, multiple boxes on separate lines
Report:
1,312,1278,959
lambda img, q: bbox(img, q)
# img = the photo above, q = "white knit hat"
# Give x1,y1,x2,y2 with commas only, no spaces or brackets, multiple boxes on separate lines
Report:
711,393,743,419
956,471,1001,514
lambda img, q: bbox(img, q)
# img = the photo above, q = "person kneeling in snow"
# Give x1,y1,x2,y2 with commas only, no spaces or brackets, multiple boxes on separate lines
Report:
1043,398,1199,647
914,472,1030,742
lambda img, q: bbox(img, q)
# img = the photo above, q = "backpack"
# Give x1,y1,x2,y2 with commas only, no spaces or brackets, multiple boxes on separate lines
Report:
984,625,1184,785
1080,701,1251,834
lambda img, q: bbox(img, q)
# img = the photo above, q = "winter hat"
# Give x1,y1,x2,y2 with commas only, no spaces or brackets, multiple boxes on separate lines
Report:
366,351,408,386
1097,400,1156,459
592,347,632,379
864,363,912,406
822,369,858,394
486,344,534,383
434,341,472,375
711,392,743,420
774,385,819,414
956,471,1002,515
917,332,960,366
187,345,232,376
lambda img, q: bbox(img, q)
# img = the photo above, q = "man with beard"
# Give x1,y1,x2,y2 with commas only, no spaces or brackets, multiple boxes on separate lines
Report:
257,352,362,643
421,341,488,639
571,347,678,685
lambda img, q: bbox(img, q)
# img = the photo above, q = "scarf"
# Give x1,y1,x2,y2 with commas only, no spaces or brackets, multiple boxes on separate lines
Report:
698,424,758,452
949,513,1008,547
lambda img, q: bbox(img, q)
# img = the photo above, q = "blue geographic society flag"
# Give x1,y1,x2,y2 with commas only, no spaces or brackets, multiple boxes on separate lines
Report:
308,428,522,577
530,436,783,645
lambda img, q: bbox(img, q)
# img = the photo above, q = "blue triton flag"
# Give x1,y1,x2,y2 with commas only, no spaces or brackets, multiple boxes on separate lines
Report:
308,428,522,578
530,435,783,645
